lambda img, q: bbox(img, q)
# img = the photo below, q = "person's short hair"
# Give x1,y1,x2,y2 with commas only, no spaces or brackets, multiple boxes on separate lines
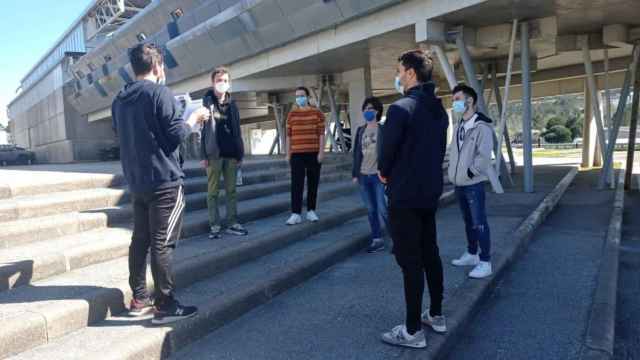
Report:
295,86,310,97
452,83,478,105
211,66,230,81
129,43,163,77
361,96,383,122
397,50,433,83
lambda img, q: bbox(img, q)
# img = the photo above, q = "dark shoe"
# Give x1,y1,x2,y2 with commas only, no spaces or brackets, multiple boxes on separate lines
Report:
225,223,248,236
152,299,198,325
209,225,222,239
128,298,154,317
367,238,385,253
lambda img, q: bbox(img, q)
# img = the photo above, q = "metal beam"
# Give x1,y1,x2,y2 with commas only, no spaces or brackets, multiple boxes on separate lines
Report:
521,21,534,193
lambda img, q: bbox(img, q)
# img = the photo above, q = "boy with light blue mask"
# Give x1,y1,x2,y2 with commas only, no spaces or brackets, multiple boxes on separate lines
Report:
448,83,502,280
352,96,390,253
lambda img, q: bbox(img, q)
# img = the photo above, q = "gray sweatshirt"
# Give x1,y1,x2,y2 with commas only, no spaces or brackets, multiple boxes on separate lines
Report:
448,112,503,193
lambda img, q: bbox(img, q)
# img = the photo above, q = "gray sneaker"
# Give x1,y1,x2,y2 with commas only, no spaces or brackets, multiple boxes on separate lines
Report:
208,225,222,239
421,309,447,333
225,223,248,236
381,325,426,349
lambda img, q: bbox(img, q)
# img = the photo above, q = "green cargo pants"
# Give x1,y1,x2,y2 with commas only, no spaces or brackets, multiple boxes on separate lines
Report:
206,158,238,227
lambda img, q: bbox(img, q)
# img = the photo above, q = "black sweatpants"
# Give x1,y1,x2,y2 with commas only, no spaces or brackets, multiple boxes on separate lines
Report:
389,206,444,334
129,185,185,306
290,152,322,214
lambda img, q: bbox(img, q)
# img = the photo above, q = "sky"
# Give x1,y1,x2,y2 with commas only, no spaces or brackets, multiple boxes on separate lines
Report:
0,0,93,128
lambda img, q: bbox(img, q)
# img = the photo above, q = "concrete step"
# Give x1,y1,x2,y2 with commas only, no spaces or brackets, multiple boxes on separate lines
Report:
0,172,353,249
0,155,349,200
0,161,351,223
6,217,374,360
0,176,355,291
0,195,368,359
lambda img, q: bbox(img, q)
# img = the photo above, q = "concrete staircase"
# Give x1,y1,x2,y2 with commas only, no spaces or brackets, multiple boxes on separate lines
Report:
0,154,451,359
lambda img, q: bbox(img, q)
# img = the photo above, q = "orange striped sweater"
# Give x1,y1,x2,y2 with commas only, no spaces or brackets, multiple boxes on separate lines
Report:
287,108,326,154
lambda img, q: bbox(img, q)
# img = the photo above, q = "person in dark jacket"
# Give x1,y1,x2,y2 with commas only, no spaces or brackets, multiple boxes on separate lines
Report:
200,67,248,239
379,50,449,348
352,96,390,253
112,43,209,324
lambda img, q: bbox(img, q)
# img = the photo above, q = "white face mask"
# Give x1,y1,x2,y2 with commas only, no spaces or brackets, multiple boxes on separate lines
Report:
215,82,230,94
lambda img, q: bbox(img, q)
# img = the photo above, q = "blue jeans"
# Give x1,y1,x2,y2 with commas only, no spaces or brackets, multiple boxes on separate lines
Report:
358,174,390,240
455,182,491,261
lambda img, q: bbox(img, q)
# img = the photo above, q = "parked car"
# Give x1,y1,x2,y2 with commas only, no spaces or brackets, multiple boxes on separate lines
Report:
0,145,36,166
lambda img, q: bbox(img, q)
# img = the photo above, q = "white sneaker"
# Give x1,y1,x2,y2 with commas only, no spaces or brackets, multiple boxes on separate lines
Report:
306,210,319,222
381,325,426,349
421,309,447,333
286,213,302,226
469,261,492,279
451,252,480,267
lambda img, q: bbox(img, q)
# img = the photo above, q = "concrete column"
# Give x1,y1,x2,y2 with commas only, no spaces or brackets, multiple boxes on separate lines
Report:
582,81,597,168
343,67,372,132
521,22,534,193
368,29,415,94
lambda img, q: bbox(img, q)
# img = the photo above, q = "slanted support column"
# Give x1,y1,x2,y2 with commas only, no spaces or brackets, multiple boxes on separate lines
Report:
491,62,517,175
433,44,457,90
495,19,518,180
582,81,597,168
456,35,487,113
582,39,607,168
600,45,639,188
625,49,640,190
521,21,534,193
325,78,347,152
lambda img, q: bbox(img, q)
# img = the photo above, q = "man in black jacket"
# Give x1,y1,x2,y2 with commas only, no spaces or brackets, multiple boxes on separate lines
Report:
379,50,449,348
200,67,248,239
112,43,209,325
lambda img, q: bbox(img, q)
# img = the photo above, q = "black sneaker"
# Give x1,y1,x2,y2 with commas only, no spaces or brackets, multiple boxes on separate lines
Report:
367,238,385,253
152,299,198,325
209,225,222,239
225,223,248,236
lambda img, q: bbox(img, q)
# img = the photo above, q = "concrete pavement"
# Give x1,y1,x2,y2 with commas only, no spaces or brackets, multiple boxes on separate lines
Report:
171,166,573,360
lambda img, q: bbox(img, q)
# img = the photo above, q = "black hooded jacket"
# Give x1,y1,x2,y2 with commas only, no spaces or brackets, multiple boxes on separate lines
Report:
112,80,189,193
379,82,449,209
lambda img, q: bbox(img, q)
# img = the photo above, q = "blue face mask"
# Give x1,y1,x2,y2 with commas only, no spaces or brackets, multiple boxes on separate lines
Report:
452,99,466,114
394,76,404,95
296,96,308,107
363,110,377,122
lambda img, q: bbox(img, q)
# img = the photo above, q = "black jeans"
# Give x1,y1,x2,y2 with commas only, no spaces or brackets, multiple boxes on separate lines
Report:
129,185,185,306
389,206,444,334
290,152,321,214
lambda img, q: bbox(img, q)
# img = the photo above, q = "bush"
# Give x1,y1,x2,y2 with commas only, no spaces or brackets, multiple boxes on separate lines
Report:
545,116,566,129
543,125,572,143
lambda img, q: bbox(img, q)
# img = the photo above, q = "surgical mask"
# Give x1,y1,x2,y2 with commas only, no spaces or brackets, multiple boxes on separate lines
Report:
452,100,466,114
215,82,230,94
394,76,404,95
296,96,308,107
363,110,377,122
